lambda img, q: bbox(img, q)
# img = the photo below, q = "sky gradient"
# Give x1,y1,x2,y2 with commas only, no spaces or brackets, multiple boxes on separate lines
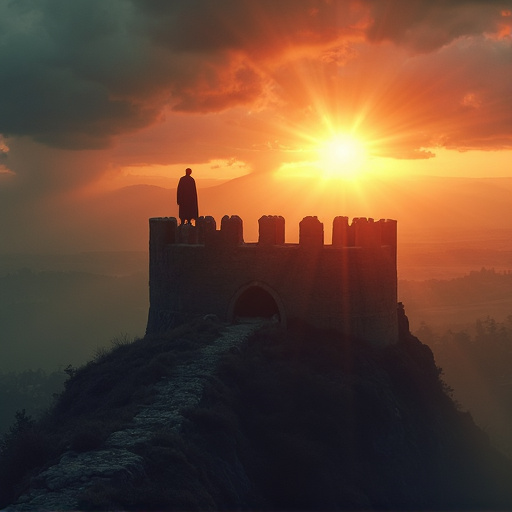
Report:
0,0,511,252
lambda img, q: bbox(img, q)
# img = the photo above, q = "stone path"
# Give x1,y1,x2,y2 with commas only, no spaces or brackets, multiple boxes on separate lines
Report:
9,322,263,511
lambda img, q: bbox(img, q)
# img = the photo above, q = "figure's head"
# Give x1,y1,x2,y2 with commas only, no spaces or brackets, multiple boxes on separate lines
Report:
186,168,192,175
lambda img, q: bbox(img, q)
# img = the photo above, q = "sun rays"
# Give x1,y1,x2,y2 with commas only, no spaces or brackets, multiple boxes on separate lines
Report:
315,134,368,178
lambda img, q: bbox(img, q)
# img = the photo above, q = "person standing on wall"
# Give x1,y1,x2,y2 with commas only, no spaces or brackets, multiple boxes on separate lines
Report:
177,168,198,225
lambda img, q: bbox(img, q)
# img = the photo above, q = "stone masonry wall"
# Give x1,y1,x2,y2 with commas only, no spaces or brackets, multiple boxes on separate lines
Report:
146,215,398,346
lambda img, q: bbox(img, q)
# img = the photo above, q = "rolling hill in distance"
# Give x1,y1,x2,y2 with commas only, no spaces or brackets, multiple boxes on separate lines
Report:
15,173,504,260
84,174,512,280
106,174,512,247
2,174,510,260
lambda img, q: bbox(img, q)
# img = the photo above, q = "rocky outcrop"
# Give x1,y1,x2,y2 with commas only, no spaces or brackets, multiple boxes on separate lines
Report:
13,449,145,511
5,313,512,511
9,322,262,511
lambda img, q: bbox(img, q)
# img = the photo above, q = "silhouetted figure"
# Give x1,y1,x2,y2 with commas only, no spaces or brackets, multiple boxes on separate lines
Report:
177,168,198,224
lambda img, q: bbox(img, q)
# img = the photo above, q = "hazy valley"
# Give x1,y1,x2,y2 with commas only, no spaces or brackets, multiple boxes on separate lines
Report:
1,176,511,460
1,219,511,442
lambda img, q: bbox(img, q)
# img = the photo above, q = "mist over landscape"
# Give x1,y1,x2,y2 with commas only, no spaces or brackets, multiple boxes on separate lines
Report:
1,176,511,458
0,1,511,508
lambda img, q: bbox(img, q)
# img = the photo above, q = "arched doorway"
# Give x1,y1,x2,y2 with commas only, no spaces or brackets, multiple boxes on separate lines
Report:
228,282,286,325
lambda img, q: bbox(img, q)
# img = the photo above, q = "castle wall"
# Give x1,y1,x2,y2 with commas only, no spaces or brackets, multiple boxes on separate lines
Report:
147,215,398,346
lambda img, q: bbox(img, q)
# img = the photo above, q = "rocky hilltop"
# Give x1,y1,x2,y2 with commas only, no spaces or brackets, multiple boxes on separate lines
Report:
2,308,512,510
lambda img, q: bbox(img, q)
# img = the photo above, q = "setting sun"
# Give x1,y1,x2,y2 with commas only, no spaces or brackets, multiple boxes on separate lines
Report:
274,132,373,181
316,135,368,178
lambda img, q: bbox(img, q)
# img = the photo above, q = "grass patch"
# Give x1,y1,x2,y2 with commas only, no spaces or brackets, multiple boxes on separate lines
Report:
0,316,225,508
3,316,512,510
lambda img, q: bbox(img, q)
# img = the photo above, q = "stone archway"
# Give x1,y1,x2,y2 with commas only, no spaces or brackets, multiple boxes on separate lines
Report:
228,281,286,326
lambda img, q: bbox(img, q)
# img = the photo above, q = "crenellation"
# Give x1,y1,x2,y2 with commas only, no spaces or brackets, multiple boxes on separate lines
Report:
149,217,177,252
299,216,324,248
177,222,198,244
332,216,350,247
258,215,285,245
353,217,381,247
147,214,398,346
380,218,397,249
221,215,244,245
196,215,217,244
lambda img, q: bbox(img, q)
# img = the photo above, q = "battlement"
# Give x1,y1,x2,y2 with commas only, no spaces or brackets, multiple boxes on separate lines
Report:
147,215,398,346
149,214,397,250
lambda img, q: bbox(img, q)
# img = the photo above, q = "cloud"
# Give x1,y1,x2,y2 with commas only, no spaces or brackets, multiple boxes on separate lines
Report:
364,0,511,52
0,0,350,149
0,1,510,254
0,0,161,149
0,0,510,159
2,137,110,193
396,36,512,152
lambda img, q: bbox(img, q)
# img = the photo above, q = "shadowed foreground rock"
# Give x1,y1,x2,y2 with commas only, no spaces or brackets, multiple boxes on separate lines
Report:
4,322,261,511
2,310,512,510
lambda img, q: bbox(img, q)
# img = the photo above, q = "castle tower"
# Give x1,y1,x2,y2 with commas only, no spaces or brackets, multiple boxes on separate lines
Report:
146,215,398,346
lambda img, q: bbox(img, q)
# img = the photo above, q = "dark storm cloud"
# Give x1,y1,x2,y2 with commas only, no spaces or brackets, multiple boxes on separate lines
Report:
3,137,110,191
0,0,509,151
0,0,161,149
131,0,358,53
365,0,511,52
0,0,342,149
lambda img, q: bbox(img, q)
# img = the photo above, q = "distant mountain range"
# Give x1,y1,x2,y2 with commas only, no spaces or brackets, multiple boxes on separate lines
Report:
85,174,512,250
1,174,510,254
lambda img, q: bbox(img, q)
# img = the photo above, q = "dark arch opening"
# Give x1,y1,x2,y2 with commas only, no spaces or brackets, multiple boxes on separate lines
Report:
233,286,280,320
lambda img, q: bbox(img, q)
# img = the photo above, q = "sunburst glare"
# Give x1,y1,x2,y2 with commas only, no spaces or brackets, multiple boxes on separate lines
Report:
274,131,374,182
316,134,368,178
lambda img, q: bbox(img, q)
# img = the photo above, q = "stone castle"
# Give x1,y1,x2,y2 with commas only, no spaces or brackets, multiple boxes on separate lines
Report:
146,214,398,346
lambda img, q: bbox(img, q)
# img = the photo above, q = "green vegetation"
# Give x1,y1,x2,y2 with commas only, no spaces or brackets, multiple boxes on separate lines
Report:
416,315,512,457
399,268,512,329
190,322,512,510
0,318,223,508
402,267,512,304
0,369,66,436
398,268,512,456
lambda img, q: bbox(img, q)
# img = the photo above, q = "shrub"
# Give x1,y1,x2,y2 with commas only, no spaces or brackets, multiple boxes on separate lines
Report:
0,410,59,506
70,421,107,452
0,317,226,507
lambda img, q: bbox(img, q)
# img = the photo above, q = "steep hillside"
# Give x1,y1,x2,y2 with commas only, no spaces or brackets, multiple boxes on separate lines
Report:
2,309,512,510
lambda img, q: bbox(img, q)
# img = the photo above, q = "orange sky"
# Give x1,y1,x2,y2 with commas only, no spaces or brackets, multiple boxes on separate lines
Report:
0,1,510,252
